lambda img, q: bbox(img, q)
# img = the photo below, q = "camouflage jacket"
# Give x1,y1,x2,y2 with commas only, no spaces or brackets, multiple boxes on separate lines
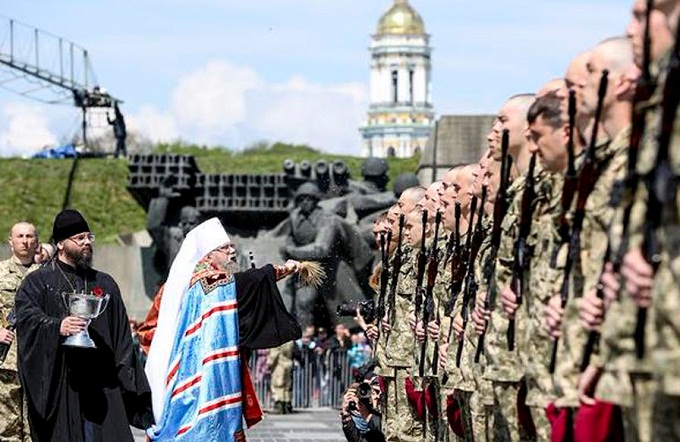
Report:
0,257,39,372
484,177,527,383
554,129,629,407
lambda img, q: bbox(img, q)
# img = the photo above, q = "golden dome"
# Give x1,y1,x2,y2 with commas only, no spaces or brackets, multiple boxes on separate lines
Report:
376,0,426,36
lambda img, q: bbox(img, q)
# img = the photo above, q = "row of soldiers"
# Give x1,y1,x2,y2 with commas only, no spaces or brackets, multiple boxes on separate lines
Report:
366,1,680,440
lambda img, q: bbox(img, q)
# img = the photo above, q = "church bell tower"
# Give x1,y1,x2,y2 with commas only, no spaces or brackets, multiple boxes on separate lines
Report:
360,0,434,158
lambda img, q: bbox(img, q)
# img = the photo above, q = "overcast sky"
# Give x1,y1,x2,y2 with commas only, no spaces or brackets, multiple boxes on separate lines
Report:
0,0,630,157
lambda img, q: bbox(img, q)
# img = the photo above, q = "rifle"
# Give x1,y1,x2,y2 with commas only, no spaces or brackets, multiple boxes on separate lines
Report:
413,210,429,346
430,212,445,376
635,15,680,359
549,70,609,374
385,215,405,346
581,0,657,370
456,186,487,368
375,231,392,332
551,90,580,268
0,310,16,366
506,153,538,351
444,203,464,346
475,130,512,362
419,210,442,442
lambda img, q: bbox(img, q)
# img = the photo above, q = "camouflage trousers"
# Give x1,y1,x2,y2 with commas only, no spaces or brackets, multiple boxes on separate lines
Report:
0,369,31,442
528,406,550,442
270,364,293,402
622,374,657,442
383,368,429,442
456,389,494,442
652,392,680,441
492,381,521,442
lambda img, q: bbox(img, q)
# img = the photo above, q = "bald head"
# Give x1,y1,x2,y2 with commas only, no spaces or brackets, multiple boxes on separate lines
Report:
507,94,537,116
537,78,567,98
9,222,38,264
398,186,426,215
592,37,634,75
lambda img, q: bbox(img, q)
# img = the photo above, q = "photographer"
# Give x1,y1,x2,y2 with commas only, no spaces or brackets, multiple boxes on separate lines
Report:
340,379,384,442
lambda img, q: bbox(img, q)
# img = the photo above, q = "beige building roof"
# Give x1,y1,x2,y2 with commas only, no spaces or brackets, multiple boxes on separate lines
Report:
417,114,496,185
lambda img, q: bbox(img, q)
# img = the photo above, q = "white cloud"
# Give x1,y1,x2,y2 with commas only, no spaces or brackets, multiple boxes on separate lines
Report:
0,103,57,157
130,60,368,153
127,105,179,142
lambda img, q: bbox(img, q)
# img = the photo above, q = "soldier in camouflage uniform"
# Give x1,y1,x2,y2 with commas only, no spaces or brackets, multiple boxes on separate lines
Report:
437,165,483,442
523,89,586,441
542,36,634,437
0,222,39,442
268,341,295,414
591,2,680,440
376,186,427,442
472,94,536,442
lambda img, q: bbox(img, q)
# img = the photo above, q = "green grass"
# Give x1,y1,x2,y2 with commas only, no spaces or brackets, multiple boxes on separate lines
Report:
0,143,419,243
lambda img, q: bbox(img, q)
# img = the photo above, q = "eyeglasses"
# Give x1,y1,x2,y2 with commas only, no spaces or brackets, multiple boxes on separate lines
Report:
67,232,95,245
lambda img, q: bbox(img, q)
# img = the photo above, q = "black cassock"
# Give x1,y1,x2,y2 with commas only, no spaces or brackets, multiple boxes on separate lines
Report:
15,259,153,442
235,264,302,350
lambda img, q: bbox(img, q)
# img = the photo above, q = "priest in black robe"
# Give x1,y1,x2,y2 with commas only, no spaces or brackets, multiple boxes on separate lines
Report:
15,209,153,442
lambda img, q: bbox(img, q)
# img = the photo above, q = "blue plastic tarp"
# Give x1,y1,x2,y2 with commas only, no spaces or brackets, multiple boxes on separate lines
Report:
32,144,78,159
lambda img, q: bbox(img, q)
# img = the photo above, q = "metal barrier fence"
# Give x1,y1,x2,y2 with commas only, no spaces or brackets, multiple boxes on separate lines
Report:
249,348,354,409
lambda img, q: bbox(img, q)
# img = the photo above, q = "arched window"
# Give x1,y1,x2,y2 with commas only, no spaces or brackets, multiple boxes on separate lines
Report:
414,146,421,155
387,146,396,157
391,70,398,103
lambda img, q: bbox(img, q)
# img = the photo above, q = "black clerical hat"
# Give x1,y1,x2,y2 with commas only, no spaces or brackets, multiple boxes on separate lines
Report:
52,209,91,243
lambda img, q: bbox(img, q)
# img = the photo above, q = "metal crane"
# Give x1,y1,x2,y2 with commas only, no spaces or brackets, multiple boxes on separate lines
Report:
0,15,120,147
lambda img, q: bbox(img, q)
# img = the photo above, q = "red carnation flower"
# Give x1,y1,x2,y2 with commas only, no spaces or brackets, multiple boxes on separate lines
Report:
92,286,104,297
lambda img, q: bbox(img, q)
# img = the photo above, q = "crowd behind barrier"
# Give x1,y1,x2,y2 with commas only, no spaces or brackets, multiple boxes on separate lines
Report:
249,325,372,409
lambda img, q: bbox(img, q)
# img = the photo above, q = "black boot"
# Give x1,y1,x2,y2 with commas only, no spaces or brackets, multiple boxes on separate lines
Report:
285,402,293,414
271,401,285,414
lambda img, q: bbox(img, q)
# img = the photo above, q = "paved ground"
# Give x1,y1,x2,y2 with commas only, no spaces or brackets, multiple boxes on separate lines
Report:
133,408,345,441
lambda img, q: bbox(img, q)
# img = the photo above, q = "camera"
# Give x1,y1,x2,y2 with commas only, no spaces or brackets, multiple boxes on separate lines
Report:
348,381,373,412
336,299,375,323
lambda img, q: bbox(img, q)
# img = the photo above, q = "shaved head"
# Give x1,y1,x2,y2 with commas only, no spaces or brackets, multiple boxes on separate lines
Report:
592,36,634,75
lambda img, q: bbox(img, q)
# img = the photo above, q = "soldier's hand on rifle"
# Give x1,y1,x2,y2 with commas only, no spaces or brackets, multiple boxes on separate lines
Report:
0,328,15,345
577,288,604,331
452,314,464,340
471,308,485,335
407,313,416,331
427,321,439,340
544,294,564,339
438,343,449,370
621,248,655,308
578,364,602,406
415,321,426,343
499,286,519,319
380,315,391,333
365,324,379,341
472,294,491,334
599,262,620,305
